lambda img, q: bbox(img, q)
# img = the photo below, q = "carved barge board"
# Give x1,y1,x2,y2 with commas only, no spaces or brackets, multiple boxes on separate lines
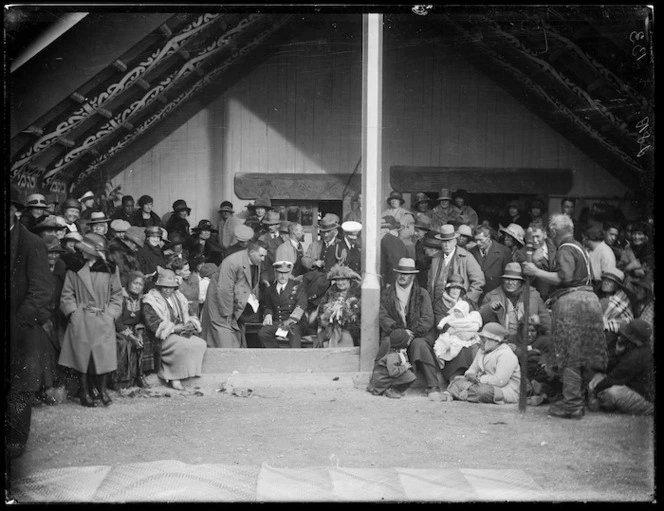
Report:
235,173,361,200
390,167,573,195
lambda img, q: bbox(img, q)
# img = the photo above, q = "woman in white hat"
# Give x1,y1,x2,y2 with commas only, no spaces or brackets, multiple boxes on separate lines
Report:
142,266,207,390
59,233,124,407
20,193,50,231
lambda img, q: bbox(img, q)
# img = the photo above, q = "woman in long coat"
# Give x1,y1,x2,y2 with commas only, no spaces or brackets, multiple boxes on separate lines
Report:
142,266,207,390
59,233,123,407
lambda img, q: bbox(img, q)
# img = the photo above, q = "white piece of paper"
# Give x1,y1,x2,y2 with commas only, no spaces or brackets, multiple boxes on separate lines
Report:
275,327,289,338
247,293,259,313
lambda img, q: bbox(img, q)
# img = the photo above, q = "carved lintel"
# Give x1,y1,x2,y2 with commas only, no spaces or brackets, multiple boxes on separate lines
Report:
159,23,172,38
113,59,127,72
235,173,362,200
70,92,85,104
136,78,151,90
96,108,113,119
390,167,573,195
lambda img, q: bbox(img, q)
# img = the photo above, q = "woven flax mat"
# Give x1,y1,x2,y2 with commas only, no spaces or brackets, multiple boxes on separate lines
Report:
10,461,545,502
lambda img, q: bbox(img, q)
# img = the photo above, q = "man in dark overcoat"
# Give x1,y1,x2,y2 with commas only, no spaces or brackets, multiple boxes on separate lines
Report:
8,185,55,460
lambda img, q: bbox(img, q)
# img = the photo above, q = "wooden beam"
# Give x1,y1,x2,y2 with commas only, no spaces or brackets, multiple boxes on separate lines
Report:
390,167,574,195
112,59,127,72
96,108,113,119
70,92,85,104
159,23,172,38
56,137,76,148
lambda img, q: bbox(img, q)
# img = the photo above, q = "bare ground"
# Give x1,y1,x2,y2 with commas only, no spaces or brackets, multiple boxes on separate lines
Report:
7,373,656,502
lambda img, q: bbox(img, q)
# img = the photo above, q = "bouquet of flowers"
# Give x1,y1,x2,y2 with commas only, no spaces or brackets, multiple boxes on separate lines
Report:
321,296,361,327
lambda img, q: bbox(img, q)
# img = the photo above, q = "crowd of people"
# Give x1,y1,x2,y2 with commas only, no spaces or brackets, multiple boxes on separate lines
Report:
7,183,654,460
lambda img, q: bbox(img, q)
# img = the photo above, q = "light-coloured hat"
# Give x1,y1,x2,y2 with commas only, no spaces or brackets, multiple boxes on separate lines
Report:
499,223,525,246
78,190,95,202
87,211,112,224
438,224,459,241
63,231,84,242
456,224,473,238
436,188,453,202
342,221,362,233
319,213,340,232
75,233,108,257
273,260,294,273
155,266,179,288
393,257,419,274
478,322,509,343
501,262,525,281
327,263,361,281
601,268,625,286
234,224,255,242
26,193,49,209
262,211,281,225
110,219,130,232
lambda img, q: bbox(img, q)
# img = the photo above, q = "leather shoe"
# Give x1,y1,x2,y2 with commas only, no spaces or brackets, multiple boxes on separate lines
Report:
79,391,97,408
100,391,112,407
385,388,403,399
548,403,584,419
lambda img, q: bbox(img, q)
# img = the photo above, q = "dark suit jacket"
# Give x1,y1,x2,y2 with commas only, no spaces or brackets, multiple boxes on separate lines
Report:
470,240,512,299
263,278,308,324
10,221,55,392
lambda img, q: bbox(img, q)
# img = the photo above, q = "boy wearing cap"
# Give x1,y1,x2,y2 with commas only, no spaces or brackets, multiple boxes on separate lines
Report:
258,261,308,348
447,323,521,404
367,329,417,399
588,319,653,415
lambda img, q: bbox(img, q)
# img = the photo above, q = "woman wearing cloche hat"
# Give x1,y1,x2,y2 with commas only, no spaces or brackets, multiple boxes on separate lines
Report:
59,232,124,408
164,199,192,243
142,266,207,391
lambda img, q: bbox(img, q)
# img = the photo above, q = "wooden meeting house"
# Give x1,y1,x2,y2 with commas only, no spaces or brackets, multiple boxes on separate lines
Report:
9,6,654,371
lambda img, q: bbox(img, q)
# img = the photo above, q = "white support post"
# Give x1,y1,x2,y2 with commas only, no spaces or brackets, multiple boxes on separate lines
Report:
360,13,383,371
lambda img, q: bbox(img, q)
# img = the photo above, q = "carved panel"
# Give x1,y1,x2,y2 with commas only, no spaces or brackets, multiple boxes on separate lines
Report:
235,173,362,200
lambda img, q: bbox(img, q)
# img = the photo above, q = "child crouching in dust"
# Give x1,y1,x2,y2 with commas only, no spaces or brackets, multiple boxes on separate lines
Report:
366,329,417,399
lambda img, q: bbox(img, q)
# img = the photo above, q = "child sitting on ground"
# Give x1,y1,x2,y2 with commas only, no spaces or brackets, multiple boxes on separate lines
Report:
366,329,417,399
433,300,482,369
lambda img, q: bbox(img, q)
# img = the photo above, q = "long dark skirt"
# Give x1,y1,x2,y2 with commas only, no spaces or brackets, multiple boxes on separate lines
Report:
552,288,607,371
113,333,142,388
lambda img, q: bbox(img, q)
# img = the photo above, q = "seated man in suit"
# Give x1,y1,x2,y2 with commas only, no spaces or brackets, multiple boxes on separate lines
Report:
258,261,308,348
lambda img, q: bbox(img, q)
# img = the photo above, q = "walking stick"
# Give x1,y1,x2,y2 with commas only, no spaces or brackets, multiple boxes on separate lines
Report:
518,244,534,413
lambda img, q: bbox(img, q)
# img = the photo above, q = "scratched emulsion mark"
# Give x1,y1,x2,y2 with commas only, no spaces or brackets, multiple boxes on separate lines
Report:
628,8,653,159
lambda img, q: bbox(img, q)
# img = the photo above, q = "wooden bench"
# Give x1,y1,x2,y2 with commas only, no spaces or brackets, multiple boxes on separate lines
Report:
244,322,315,348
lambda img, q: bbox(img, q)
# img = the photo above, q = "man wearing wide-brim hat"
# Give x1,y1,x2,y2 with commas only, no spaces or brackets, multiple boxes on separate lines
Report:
86,211,112,238
428,224,485,324
478,262,551,343
257,261,308,348
376,258,444,401
302,213,343,274
446,322,522,404
8,184,55,458
588,319,653,416
429,188,463,232
381,190,411,227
